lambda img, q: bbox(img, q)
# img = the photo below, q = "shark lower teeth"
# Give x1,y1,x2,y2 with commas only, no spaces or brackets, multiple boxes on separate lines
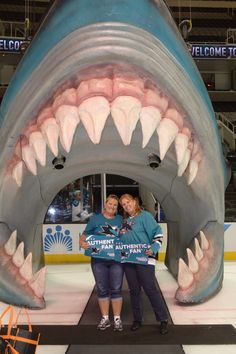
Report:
7,75,202,188
3,230,46,299
177,231,210,290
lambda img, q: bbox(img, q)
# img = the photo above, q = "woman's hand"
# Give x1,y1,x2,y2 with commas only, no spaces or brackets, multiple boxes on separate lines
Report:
145,248,154,256
79,234,90,250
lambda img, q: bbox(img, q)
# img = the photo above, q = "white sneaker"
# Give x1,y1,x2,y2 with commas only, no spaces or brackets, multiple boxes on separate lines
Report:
97,317,111,330
113,318,123,331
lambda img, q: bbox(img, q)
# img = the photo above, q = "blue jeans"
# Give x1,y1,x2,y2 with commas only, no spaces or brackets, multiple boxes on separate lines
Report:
91,258,124,300
124,263,168,322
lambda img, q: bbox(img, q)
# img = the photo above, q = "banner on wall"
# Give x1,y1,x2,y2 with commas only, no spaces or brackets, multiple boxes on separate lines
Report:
190,44,236,58
42,222,236,256
0,38,24,53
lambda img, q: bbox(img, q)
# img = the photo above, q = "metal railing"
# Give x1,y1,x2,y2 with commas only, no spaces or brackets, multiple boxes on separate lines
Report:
0,20,26,38
226,28,236,44
217,113,236,135
217,112,236,150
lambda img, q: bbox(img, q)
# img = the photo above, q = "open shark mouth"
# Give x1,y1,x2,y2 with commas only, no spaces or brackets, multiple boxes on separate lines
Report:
0,0,228,309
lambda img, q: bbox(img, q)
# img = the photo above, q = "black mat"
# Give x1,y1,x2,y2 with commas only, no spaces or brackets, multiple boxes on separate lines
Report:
32,277,236,350
79,278,173,325
66,345,184,354
33,323,236,345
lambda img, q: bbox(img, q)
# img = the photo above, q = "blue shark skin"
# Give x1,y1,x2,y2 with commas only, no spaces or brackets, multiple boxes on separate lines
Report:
0,0,228,308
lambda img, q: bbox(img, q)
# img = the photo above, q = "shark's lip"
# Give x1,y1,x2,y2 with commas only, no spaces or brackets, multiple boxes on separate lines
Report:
0,20,226,308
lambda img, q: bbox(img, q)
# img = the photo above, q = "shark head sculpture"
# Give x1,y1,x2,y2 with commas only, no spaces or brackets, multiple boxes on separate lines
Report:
0,0,229,309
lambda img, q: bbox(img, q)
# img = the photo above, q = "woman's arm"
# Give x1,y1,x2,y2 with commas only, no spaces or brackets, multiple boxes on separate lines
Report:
143,211,163,256
79,233,90,249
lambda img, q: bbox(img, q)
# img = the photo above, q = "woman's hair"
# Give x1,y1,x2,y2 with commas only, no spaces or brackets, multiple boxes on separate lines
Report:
119,194,141,218
105,194,119,203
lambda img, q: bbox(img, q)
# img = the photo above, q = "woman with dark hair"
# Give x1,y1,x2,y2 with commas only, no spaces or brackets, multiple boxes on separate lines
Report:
80,194,124,331
119,193,169,334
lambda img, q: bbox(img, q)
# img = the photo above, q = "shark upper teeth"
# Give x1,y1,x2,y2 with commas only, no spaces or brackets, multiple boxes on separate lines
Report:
165,108,184,130
113,76,144,100
178,148,191,177
178,258,194,289
111,96,141,145
12,160,24,187
53,88,80,152
10,78,202,187
78,96,110,144
140,106,161,148
21,144,37,175
12,242,25,267
4,230,17,256
186,159,199,185
175,133,189,165
37,107,60,157
143,88,168,113
29,266,46,298
29,131,47,166
19,252,33,281
55,105,80,152
157,118,179,160
77,78,113,103
40,118,60,157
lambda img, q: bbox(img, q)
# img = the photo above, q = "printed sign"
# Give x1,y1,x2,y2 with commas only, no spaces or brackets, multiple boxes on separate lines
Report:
84,234,116,259
0,38,24,53
114,240,151,264
191,44,236,59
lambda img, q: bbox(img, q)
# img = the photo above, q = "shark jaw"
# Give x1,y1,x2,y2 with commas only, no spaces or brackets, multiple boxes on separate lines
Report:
0,13,226,308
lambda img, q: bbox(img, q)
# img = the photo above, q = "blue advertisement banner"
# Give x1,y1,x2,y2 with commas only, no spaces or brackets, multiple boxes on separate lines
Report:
114,240,151,265
191,44,236,59
84,234,115,260
0,38,24,53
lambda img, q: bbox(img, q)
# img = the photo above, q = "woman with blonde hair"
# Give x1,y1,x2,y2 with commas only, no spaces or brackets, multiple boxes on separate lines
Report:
119,194,169,334
80,194,124,331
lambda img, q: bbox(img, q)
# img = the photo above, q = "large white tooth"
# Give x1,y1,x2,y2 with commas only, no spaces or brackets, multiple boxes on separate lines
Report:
111,96,141,145
175,133,189,165
187,159,198,185
194,238,204,261
187,248,199,273
12,242,25,267
55,105,80,152
29,131,47,166
200,231,209,250
40,118,60,157
178,258,194,289
19,253,33,281
12,160,24,187
156,118,179,160
78,96,110,144
21,145,37,175
140,106,161,148
29,266,46,298
4,230,17,256
177,148,191,177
